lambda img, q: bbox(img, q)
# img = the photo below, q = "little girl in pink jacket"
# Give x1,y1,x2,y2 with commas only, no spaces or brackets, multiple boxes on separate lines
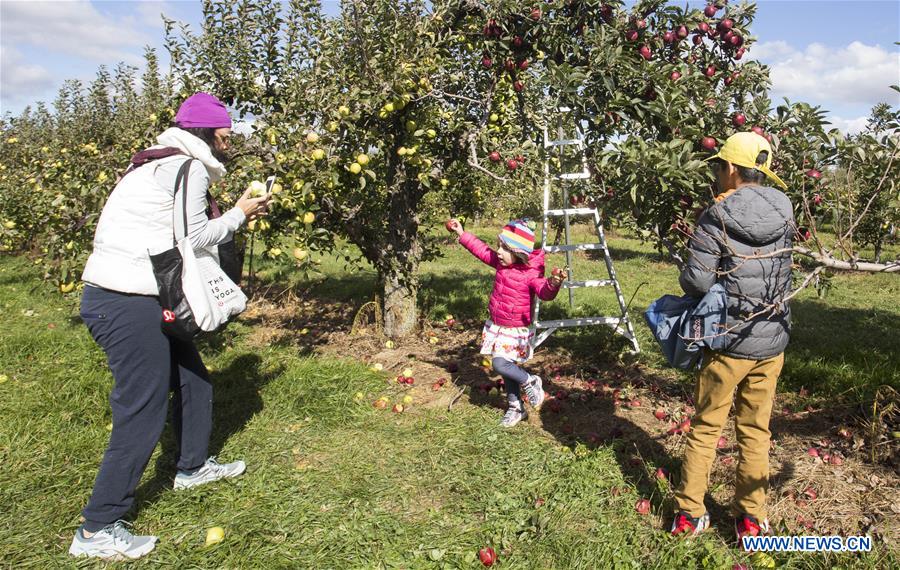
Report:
447,218,563,426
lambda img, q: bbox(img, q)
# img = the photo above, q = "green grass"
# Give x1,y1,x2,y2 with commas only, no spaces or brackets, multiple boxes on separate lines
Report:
0,226,897,568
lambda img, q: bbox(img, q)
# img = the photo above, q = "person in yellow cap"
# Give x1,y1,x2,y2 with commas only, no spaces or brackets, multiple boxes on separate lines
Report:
669,132,795,547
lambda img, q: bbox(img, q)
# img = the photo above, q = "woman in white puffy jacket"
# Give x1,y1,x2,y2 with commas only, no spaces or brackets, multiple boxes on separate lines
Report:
70,93,268,561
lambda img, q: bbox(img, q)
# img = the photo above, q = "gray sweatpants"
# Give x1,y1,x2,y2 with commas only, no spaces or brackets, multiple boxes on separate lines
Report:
492,357,531,408
79,285,212,531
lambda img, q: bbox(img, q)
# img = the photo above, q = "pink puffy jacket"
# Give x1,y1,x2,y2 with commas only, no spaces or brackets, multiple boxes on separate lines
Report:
459,231,561,327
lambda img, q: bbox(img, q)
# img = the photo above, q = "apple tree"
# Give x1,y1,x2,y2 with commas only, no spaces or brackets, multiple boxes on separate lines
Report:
0,49,176,291
162,0,554,338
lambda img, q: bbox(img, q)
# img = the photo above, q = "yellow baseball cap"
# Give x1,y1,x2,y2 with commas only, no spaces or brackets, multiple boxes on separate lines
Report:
705,131,787,190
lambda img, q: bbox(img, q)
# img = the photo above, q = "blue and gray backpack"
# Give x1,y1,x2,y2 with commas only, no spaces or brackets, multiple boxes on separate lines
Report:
644,284,728,370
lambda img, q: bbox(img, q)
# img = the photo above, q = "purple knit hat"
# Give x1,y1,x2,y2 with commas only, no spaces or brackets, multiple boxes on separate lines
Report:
174,92,232,129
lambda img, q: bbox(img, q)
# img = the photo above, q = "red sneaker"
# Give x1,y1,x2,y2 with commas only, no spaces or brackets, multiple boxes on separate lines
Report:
735,514,770,549
670,510,710,537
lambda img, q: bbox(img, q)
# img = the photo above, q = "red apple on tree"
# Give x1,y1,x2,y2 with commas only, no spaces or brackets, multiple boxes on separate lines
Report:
488,151,501,163
635,18,647,29
506,158,519,170
530,7,541,20
704,4,718,17
692,35,703,46
697,22,710,34
639,45,652,60
512,35,524,48
704,65,716,77
751,125,765,136
513,80,524,92
625,29,639,42
518,59,529,70
669,70,682,81
805,169,822,180
701,136,718,150
676,25,689,39
600,4,613,22
663,31,675,44
732,113,746,127
504,59,516,72
481,56,492,68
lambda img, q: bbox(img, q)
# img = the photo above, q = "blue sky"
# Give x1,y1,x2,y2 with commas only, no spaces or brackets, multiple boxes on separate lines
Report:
1,0,898,133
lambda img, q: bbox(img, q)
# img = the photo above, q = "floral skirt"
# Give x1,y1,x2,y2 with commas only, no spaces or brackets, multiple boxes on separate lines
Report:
479,319,534,364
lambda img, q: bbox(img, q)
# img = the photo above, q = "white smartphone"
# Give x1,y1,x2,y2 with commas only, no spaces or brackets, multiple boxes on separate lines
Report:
264,175,277,194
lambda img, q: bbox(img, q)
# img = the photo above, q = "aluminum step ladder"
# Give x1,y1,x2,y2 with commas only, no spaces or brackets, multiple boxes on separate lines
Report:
531,106,640,353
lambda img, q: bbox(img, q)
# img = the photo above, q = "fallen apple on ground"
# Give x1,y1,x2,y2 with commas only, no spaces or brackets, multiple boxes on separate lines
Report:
635,498,651,515
205,526,225,546
478,547,497,566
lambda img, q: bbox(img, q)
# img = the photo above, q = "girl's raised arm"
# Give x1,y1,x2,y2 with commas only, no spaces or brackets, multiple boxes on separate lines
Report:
459,232,500,268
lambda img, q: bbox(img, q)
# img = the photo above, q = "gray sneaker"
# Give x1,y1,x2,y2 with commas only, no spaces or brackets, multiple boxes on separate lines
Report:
173,456,246,490
501,404,528,427
68,521,157,560
523,375,545,409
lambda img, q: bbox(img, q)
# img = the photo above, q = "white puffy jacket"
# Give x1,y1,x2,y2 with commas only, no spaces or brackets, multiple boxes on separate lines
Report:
82,128,245,295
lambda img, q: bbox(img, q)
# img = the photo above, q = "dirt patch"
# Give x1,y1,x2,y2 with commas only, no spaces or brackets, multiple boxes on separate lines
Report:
238,289,900,546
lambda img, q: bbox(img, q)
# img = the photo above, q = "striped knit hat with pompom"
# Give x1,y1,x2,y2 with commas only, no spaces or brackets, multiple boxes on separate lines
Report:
499,219,536,254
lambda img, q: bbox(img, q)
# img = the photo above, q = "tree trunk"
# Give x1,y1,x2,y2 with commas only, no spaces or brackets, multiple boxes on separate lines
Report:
377,179,423,339
380,267,418,339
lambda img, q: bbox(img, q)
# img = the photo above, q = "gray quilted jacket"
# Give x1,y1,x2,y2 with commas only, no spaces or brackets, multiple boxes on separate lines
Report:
679,185,794,360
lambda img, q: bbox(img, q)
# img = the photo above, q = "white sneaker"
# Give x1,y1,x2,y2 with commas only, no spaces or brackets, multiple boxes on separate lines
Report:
523,375,545,409
173,456,246,490
68,521,157,560
500,404,528,427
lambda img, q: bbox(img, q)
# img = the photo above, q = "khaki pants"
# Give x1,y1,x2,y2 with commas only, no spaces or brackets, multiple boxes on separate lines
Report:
674,351,784,520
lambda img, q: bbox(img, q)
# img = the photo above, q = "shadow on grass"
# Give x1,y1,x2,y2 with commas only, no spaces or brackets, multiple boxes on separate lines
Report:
783,298,900,400
132,352,282,514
